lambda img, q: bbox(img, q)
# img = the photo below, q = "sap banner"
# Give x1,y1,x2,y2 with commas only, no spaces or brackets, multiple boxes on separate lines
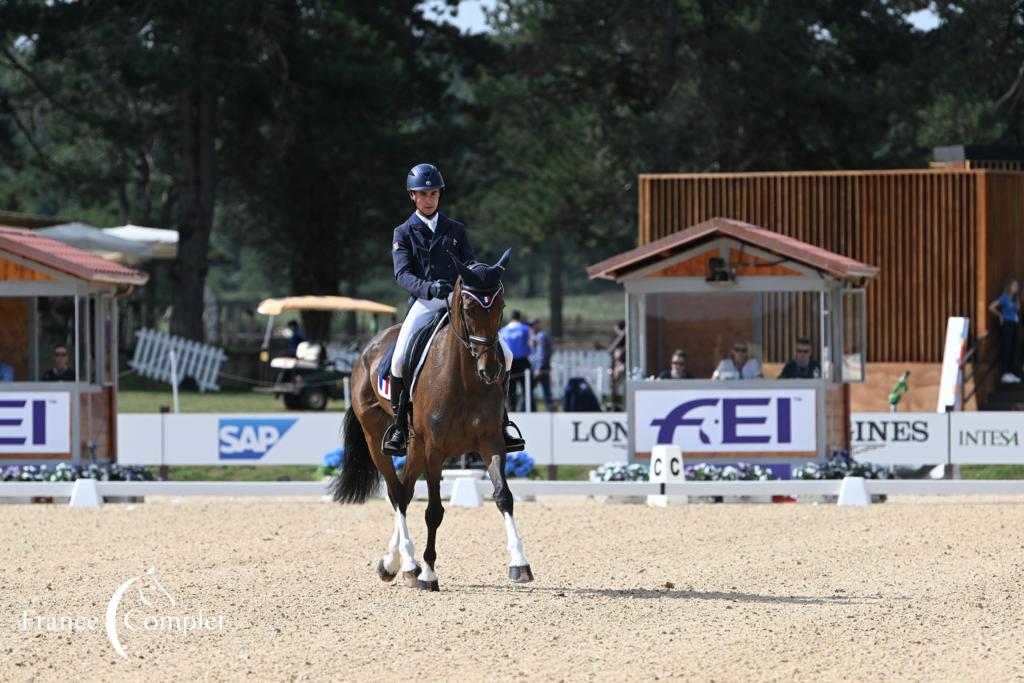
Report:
119,413,343,466
118,412,554,466
950,412,1024,464
0,392,70,454
850,412,948,464
633,389,816,454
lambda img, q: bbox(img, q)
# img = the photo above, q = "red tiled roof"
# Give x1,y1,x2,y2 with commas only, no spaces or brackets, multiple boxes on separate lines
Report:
0,225,149,285
587,217,879,282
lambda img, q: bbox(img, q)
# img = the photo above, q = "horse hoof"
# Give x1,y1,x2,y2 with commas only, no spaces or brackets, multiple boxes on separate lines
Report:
401,563,421,588
416,579,440,592
508,565,534,583
376,559,397,583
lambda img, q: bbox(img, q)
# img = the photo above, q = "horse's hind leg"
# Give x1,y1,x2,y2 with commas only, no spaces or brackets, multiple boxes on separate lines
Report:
486,453,533,583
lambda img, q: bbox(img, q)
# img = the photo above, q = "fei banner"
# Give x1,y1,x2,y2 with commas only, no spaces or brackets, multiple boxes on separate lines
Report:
0,392,70,455
633,388,816,455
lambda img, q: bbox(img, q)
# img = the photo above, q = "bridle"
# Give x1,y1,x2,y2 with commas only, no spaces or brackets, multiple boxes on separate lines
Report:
447,282,504,364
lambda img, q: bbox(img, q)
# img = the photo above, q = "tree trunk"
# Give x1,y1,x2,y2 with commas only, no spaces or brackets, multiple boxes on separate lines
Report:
171,52,217,342
548,233,564,337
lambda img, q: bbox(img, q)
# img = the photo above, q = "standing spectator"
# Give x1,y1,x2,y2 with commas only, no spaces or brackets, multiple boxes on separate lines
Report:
499,310,532,410
657,349,693,379
608,320,627,410
529,317,554,411
778,337,821,379
42,345,75,381
988,278,1021,383
286,320,306,355
711,341,763,380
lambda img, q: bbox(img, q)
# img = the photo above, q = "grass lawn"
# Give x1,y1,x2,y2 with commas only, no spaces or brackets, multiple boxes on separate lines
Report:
166,465,321,481
960,464,1024,479
118,389,305,414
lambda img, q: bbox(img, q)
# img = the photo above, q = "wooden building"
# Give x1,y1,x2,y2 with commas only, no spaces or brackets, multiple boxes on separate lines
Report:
637,148,1024,410
0,226,148,463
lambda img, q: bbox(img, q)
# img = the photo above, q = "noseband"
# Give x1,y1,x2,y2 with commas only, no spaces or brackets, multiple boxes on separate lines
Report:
448,284,504,362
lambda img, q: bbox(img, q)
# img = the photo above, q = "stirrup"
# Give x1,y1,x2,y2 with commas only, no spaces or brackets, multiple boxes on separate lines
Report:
382,425,406,456
503,420,526,454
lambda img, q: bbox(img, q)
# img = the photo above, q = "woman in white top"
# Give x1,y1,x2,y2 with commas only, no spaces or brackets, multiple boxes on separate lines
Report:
711,341,764,380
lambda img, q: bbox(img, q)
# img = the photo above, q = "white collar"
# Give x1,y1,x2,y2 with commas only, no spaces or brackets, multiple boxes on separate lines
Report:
416,211,439,233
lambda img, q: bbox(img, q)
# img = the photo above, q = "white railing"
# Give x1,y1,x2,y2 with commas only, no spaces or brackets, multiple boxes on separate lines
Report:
129,328,228,393
550,350,609,401
6,478,1024,508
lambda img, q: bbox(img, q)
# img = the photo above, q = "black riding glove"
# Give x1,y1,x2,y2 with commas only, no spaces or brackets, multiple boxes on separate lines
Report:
429,280,453,300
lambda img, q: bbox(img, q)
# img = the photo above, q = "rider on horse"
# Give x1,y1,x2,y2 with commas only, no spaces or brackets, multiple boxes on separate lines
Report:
383,162,526,456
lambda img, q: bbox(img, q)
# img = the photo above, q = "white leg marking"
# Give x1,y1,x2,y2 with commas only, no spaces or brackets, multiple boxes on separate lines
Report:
503,512,529,567
395,509,418,572
418,563,438,582
381,514,401,575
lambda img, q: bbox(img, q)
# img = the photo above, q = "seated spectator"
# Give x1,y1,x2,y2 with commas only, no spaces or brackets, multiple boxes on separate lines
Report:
42,345,76,381
657,349,693,379
778,337,821,379
711,341,763,380
286,320,306,356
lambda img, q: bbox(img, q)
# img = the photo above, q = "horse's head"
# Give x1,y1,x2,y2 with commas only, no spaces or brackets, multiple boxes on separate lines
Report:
450,248,511,384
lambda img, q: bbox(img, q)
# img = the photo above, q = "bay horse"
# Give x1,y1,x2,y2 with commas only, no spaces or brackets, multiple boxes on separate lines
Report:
329,249,533,591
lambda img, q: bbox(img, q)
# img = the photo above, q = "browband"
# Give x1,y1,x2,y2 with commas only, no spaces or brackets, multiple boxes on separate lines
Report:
461,283,504,309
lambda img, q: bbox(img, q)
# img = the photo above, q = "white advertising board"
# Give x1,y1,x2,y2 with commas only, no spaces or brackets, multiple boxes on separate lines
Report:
119,412,554,466
849,412,948,464
950,412,1024,464
0,392,70,454
633,389,816,454
550,412,628,465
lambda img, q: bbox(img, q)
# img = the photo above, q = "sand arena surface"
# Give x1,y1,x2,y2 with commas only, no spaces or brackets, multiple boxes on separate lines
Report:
2,496,1024,681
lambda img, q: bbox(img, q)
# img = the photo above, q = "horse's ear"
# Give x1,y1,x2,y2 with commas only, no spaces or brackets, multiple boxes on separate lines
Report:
496,248,512,271
449,251,475,283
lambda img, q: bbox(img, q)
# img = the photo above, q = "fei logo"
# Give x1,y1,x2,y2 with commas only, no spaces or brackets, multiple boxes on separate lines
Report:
636,389,816,453
218,418,297,460
0,393,70,454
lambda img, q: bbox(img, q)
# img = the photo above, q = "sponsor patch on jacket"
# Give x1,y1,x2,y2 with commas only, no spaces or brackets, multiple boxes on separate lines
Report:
393,242,401,251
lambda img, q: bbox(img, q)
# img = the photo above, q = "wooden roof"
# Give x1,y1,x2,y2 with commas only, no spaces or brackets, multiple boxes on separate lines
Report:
0,226,149,285
257,296,396,315
587,217,879,282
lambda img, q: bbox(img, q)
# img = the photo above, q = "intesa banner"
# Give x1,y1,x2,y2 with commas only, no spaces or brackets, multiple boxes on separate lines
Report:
633,389,816,455
850,412,948,464
0,392,70,455
950,412,1024,464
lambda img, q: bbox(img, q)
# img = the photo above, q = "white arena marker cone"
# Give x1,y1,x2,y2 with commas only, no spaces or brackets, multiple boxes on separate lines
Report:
69,478,103,508
837,476,870,507
647,444,687,507
449,477,483,507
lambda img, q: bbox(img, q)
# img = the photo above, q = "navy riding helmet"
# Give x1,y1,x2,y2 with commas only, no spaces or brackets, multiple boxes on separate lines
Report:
407,163,445,192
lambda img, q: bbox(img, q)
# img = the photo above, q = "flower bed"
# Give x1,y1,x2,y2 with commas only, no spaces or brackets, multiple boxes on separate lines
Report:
1,463,157,482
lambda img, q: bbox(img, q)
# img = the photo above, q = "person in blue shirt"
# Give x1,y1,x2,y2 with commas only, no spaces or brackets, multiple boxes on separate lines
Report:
384,163,524,454
499,310,532,410
989,278,1021,383
529,317,554,411
286,320,306,356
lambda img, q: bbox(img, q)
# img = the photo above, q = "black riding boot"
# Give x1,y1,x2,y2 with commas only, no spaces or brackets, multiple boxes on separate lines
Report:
502,379,526,453
382,376,409,455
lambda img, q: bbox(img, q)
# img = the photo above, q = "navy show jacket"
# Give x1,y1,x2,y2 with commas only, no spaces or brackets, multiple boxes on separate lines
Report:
392,212,475,301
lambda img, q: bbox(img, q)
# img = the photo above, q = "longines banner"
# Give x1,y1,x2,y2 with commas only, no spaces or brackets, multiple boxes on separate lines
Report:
849,412,948,465
950,412,1024,464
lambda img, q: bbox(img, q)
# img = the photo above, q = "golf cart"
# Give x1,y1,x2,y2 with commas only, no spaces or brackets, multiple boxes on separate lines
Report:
253,295,397,410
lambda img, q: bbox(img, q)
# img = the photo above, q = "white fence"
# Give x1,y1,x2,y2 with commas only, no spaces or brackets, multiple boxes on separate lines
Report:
6,477,1024,508
549,350,609,399
130,328,228,392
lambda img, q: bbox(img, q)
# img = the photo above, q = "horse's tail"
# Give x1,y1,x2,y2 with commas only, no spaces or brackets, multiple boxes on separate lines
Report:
330,406,381,504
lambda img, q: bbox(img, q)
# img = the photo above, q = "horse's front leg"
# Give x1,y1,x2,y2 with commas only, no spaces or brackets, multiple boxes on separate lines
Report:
486,453,533,583
417,464,443,592
393,445,425,588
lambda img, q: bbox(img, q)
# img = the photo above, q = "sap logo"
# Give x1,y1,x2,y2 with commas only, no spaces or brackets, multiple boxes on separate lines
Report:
218,419,297,460
651,397,793,445
0,399,48,446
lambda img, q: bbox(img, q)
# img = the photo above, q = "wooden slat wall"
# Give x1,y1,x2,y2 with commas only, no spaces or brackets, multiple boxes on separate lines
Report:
637,170,1013,362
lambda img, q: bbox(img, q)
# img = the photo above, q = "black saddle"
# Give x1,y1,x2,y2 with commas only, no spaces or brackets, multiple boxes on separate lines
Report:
377,310,449,390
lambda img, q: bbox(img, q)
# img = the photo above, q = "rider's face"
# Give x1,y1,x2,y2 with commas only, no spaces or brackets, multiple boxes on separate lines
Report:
411,189,441,216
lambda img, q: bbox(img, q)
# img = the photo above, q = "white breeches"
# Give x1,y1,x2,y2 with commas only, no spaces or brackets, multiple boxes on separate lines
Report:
391,296,513,378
